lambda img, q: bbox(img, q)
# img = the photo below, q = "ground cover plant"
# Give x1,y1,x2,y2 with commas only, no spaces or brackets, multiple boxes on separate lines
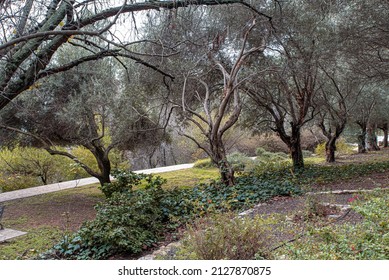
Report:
271,190,389,260
2,150,389,260
167,189,389,260
40,151,389,259
38,168,302,259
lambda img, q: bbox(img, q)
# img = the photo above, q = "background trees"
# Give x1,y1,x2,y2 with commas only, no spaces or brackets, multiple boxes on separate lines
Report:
0,0,249,110
139,4,271,185
1,0,389,189
245,1,331,169
0,53,167,186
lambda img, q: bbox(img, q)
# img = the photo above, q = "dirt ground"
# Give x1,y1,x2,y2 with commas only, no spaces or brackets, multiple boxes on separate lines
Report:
2,187,102,232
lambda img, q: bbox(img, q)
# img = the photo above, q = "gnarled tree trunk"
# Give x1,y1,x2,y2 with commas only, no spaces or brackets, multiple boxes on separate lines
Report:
325,138,337,163
210,138,235,186
366,122,380,151
289,129,304,169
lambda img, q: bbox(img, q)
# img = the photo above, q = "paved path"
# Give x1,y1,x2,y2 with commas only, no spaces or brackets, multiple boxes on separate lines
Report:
0,228,27,242
0,163,194,203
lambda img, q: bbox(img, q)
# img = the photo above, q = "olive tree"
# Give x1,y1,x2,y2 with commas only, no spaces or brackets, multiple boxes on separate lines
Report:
0,56,166,186
0,0,252,111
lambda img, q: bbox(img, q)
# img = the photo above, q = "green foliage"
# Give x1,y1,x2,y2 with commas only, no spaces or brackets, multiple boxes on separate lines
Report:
76,190,165,259
314,138,354,156
194,152,255,172
41,158,389,260
256,147,288,160
189,176,302,213
0,145,129,193
226,152,253,172
314,142,326,156
250,148,289,173
99,170,151,198
251,159,389,190
41,170,168,259
42,165,301,259
174,213,274,260
256,147,267,156
0,174,40,193
302,194,329,219
0,146,77,192
276,191,389,259
193,158,216,169
302,150,314,157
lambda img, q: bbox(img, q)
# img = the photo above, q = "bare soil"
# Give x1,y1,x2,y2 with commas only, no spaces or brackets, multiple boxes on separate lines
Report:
2,188,102,232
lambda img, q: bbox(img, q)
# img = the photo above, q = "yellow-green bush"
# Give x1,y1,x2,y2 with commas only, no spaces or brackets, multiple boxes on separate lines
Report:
314,138,354,156
0,145,129,192
193,158,216,169
0,146,75,192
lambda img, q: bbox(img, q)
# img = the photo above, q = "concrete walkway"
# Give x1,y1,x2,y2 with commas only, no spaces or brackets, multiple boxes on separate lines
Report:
0,163,194,203
0,228,27,242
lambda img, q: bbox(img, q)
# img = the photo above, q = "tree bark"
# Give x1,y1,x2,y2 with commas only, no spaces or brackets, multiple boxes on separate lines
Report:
96,158,111,186
86,144,112,186
210,138,235,186
366,122,380,151
279,124,304,170
356,122,367,153
325,138,336,163
357,133,367,153
289,135,304,170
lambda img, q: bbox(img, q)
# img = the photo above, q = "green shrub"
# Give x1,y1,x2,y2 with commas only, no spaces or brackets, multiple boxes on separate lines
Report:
193,158,216,169
256,147,288,160
194,152,255,173
40,170,168,259
49,190,166,260
0,145,129,192
77,189,166,258
0,146,77,191
41,166,303,259
314,138,354,156
189,175,302,212
0,174,41,192
256,147,267,156
174,212,274,260
254,148,288,164
302,150,314,157
41,158,389,260
98,169,157,198
226,152,253,173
